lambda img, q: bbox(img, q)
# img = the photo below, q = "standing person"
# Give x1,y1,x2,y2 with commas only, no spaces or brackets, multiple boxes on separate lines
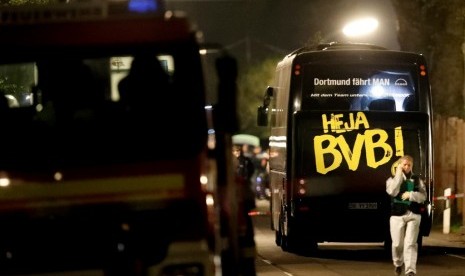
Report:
232,144,256,276
386,155,427,276
233,144,256,212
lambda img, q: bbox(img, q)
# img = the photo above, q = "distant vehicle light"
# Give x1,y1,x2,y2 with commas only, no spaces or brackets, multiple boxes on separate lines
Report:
0,177,10,187
54,172,63,181
200,175,208,185
206,194,214,206
128,0,159,13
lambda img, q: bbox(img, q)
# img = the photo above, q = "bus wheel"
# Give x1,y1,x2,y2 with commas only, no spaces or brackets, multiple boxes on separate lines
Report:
280,224,295,252
276,209,286,248
383,232,392,258
280,234,291,252
383,240,391,252
305,239,318,253
299,240,318,256
281,232,301,253
275,227,282,246
279,220,291,251
417,235,424,256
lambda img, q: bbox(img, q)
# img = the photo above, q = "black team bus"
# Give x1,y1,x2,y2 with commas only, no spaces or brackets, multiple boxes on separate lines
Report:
257,42,434,253
0,0,235,275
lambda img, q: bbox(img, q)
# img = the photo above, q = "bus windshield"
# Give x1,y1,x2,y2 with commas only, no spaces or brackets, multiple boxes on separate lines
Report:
302,64,417,111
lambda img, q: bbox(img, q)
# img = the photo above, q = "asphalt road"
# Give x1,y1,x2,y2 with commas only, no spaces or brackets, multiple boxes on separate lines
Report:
252,199,465,276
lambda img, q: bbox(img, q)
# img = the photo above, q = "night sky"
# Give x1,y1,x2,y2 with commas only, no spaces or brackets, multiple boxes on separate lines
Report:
166,0,400,62
164,0,400,104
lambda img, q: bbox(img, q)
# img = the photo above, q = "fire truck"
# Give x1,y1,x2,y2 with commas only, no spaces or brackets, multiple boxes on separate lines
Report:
0,0,242,275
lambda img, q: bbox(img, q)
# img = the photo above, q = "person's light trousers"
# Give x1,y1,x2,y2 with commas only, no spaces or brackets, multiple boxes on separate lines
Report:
390,211,421,274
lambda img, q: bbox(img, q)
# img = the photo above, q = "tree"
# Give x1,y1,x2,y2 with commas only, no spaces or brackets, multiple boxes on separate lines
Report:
391,0,465,117
237,57,281,139
1,0,52,5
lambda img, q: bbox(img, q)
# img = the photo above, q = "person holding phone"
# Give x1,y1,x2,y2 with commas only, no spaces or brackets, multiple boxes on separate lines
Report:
386,155,427,276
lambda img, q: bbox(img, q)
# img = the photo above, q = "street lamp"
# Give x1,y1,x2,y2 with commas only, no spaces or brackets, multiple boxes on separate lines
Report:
342,17,379,37
317,17,379,44
319,16,399,50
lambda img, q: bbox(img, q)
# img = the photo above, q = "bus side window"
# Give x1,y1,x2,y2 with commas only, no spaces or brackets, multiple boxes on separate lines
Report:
368,98,396,111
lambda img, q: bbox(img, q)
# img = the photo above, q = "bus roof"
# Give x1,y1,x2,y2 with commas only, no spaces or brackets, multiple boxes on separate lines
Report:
316,42,387,51
282,42,427,66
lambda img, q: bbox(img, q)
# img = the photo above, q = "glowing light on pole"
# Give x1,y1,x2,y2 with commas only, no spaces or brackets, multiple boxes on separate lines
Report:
342,17,379,37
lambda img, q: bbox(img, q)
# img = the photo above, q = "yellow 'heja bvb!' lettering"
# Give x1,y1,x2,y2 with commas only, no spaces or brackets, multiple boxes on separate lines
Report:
314,112,404,174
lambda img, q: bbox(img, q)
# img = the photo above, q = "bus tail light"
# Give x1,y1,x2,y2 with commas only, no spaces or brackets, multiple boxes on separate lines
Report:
297,178,306,195
420,64,427,76
294,64,301,76
296,178,311,212
297,205,310,212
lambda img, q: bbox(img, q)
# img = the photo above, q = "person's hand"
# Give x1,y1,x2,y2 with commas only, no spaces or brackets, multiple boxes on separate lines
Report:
401,191,411,200
396,163,403,175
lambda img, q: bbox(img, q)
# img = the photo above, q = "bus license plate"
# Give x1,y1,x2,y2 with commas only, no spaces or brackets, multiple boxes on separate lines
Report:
348,202,378,209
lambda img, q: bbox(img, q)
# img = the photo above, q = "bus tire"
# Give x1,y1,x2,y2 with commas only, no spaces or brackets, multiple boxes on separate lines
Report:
280,218,297,253
383,241,391,257
417,235,423,256
305,239,318,254
270,199,274,230
275,227,282,246
383,233,392,256
280,234,289,252
292,237,318,256
281,232,296,253
279,212,292,252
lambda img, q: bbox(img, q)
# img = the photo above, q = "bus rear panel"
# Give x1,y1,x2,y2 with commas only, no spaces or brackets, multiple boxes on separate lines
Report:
264,43,433,253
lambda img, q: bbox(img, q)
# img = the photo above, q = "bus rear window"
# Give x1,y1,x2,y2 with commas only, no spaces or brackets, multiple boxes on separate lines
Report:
302,64,417,111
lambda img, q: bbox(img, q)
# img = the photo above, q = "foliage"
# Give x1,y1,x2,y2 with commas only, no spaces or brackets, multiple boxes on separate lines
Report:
0,76,23,95
1,0,52,6
391,0,465,118
237,57,281,140
0,64,35,100
304,31,326,49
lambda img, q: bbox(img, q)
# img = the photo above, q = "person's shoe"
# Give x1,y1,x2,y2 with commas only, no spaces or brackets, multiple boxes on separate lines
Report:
394,266,402,275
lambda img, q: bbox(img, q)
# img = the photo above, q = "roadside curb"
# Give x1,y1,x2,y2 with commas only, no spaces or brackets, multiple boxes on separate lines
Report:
424,227,465,248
